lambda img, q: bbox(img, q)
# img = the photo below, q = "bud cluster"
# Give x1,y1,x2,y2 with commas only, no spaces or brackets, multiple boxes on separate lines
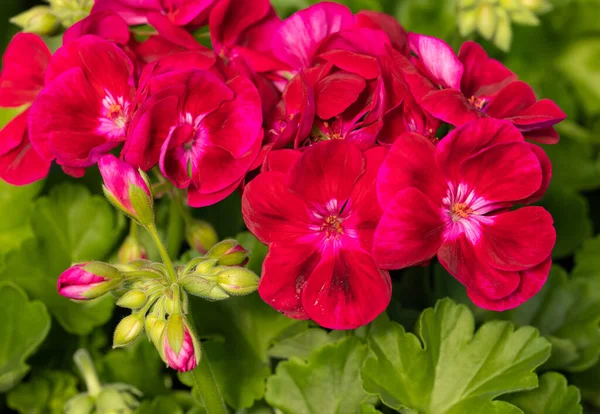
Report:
56,156,259,372
10,0,92,36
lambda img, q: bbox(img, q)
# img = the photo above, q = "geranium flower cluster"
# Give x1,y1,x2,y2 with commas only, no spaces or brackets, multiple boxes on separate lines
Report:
0,0,565,331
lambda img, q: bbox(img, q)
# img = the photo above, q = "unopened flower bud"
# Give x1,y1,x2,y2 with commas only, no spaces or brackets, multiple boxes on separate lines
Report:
98,155,154,227
65,393,95,414
57,262,121,300
206,239,249,267
215,267,259,296
117,235,148,264
145,314,167,350
185,219,218,254
179,274,230,301
162,317,199,372
116,290,147,309
10,6,60,36
113,314,144,348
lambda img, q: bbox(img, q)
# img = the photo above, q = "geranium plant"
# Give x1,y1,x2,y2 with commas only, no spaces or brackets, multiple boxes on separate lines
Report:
0,0,599,413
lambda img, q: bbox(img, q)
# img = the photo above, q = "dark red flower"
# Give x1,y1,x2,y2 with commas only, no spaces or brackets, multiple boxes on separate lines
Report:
0,33,52,185
242,140,391,329
373,119,555,310
28,35,136,174
404,34,566,143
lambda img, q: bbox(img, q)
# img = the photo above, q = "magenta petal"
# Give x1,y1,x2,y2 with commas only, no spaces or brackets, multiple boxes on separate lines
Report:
373,187,445,269
147,12,205,50
507,98,567,130
458,41,516,98
209,0,272,52
63,11,130,45
0,110,51,185
164,325,197,372
272,2,354,70
377,132,446,209
355,10,408,55
314,72,366,120
287,140,364,209
187,176,242,208
57,264,107,300
517,143,552,205
92,0,159,25
242,171,313,244
159,0,214,26
262,149,302,174
436,118,524,184
0,33,50,107
159,123,196,188
258,241,320,320
302,247,391,330
523,126,560,145
459,142,542,203
408,33,463,89
478,207,556,271
98,154,151,215
468,256,551,311
438,234,520,300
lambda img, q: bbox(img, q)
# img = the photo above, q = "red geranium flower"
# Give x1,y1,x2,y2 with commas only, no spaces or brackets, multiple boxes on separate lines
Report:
0,33,52,185
28,35,136,176
373,119,555,310
404,34,566,144
242,140,391,329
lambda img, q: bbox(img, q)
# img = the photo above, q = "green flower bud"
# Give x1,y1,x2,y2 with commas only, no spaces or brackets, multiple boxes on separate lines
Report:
494,8,513,52
10,6,60,36
145,314,167,351
206,239,249,267
215,267,259,296
185,219,218,254
113,314,144,348
165,313,185,355
65,393,95,414
116,290,147,309
179,274,230,301
117,235,148,264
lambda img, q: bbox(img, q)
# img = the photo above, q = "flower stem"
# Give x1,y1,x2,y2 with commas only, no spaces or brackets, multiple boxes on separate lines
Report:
73,349,102,397
192,343,228,414
146,223,178,284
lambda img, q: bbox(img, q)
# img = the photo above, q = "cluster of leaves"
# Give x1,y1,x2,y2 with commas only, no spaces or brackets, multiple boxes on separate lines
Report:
1,0,600,412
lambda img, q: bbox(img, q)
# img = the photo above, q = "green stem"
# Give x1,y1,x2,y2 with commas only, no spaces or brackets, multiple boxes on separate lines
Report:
73,349,102,397
192,343,228,414
146,223,178,284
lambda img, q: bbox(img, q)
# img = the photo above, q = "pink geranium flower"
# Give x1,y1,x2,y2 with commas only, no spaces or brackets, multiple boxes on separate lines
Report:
163,324,198,372
404,34,566,143
0,33,52,185
242,140,391,329
373,119,555,310
28,35,136,176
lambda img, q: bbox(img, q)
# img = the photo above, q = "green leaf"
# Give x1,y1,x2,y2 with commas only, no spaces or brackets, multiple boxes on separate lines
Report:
0,179,44,255
268,328,346,361
195,192,244,239
0,283,51,392
556,38,600,116
136,395,185,414
102,338,169,397
544,138,600,192
0,183,121,335
571,361,600,409
361,298,551,413
190,294,308,409
573,234,600,281
539,188,592,259
484,266,600,372
266,337,378,414
395,0,456,42
235,232,268,275
7,371,78,414
502,372,582,414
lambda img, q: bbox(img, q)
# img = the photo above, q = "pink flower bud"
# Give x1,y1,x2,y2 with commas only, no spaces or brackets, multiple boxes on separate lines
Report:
206,239,249,267
57,262,121,300
117,235,148,264
98,154,154,226
163,322,198,372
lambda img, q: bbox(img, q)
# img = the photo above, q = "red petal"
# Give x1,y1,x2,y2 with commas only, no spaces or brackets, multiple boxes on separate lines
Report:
147,12,205,50
159,123,196,188
483,81,537,119
302,247,391,329
287,140,364,209
258,241,321,320
0,110,51,185
242,171,313,244
420,88,482,127
373,187,445,269
459,142,542,204
187,176,242,208
209,0,272,52
0,33,50,107
523,126,560,145
314,72,366,120
458,41,516,98
355,10,408,55
63,11,130,45
377,132,445,208
438,234,520,300
506,98,567,130
262,148,302,174
517,143,552,205
318,50,379,79
408,33,463,89
478,207,556,271
468,256,551,311
436,118,524,184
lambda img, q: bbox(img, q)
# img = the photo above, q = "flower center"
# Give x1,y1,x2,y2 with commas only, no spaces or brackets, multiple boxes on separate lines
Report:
468,95,487,110
451,202,473,221
99,93,130,139
321,215,344,239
